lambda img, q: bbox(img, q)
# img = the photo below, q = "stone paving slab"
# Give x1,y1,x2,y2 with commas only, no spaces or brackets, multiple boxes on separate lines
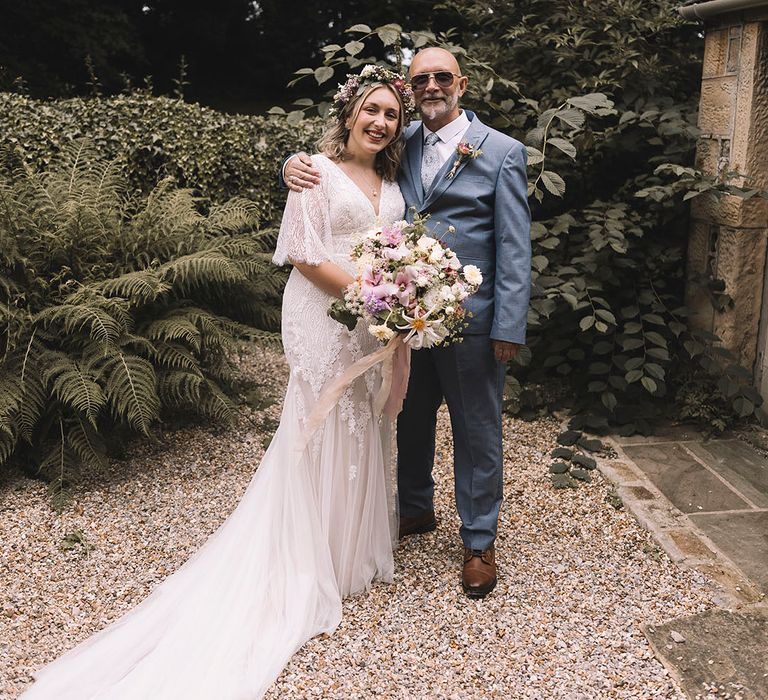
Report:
610,425,709,446
600,450,763,607
643,605,768,700
685,440,768,508
689,511,768,595
621,443,752,514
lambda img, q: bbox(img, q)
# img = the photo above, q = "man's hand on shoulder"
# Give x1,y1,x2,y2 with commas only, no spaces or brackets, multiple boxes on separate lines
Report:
492,340,520,363
285,153,321,192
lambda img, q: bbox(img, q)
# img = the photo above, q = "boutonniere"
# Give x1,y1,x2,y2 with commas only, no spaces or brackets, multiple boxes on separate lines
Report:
446,142,482,179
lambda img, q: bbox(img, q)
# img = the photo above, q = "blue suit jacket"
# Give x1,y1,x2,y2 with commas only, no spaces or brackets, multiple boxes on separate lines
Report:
399,112,531,344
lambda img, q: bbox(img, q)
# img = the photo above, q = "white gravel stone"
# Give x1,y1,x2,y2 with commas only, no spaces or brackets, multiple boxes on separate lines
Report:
1,345,714,699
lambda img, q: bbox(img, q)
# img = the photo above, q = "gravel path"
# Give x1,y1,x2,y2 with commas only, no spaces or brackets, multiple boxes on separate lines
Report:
1,346,714,699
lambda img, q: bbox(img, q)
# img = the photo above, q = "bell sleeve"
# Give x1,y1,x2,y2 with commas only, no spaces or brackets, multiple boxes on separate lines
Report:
272,158,332,267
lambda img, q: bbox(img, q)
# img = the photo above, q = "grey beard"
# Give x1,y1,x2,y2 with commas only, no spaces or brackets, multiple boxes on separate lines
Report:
419,93,459,121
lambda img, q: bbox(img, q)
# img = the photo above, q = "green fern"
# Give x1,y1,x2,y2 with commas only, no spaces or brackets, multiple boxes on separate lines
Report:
101,352,159,433
67,418,107,470
198,380,235,423
17,336,48,442
44,352,105,425
0,427,15,464
158,369,205,406
34,301,128,350
153,341,199,370
0,142,285,496
143,316,202,352
95,271,172,307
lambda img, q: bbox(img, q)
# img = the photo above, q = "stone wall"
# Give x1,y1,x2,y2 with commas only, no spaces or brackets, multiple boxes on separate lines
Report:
685,12,768,406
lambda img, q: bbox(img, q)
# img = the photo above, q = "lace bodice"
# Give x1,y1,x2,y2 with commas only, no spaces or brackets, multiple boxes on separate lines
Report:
274,154,404,271
273,154,405,438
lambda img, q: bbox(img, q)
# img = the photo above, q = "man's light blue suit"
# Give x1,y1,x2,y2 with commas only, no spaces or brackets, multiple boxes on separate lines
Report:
397,111,531,551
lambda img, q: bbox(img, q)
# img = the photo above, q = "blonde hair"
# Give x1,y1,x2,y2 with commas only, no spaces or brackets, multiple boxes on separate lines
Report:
316,82,405,182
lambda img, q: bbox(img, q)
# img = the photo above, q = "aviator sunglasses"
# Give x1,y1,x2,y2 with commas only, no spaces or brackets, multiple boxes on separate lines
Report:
409,71,462,90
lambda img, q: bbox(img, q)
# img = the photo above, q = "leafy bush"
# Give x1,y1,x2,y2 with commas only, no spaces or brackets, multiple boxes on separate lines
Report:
282,2,767,434
0,92,322,216
0,142,285,501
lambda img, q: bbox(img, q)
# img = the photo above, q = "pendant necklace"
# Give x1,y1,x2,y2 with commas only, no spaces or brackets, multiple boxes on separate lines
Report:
351,166,380,198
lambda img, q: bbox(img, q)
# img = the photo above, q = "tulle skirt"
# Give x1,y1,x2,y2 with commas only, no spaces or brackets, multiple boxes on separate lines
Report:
21,371,395,700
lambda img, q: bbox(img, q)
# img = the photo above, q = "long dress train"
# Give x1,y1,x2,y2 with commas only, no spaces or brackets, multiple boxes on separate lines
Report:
20,154,406,699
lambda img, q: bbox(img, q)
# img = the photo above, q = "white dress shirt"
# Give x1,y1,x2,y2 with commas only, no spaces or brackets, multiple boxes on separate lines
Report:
422,110,471,166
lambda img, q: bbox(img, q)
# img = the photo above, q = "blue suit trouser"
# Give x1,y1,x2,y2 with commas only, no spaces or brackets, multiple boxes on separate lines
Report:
396,334,506,551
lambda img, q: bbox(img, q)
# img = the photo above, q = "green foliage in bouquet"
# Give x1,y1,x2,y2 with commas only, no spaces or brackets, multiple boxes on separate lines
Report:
0,142,285,504
279,1,767,434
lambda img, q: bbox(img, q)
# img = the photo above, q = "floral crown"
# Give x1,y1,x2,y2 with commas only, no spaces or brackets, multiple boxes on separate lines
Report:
330,65,415,124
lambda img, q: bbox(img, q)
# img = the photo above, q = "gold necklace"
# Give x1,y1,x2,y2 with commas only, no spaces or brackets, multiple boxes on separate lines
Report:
348,165,381,198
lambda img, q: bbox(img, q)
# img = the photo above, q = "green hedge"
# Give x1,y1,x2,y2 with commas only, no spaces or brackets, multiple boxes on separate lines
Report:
0,92,322,223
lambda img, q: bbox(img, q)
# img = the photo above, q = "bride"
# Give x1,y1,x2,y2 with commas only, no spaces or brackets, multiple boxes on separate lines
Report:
21,66,411,700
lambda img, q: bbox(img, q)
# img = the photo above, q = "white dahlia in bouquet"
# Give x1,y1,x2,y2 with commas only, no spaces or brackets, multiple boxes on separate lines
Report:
329,216,482,349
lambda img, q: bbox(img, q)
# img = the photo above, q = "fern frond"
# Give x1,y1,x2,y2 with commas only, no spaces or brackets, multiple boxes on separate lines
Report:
159,251,248,291
2,331,49,442
121,333,156,357
206,198,261,233
18,368,47,443
193,311,237,354
95,270,171,307
244,330,283,349
0,426,16,465
198,380,235,423
43,352,105,425
202,236,259,257
0,371,24,424
102,352,159,433
153,341,199,370
37,417,74,505
244,302,283,330
235,249,279,269
208,315,267,340
67,418,107,470
157,369,204,406
34,301,128,349
0,299,17,330
47,474,74,512
202,354,236,384
0,368,19,462
142,316,201,352
0,180,27,257
128,183,206,261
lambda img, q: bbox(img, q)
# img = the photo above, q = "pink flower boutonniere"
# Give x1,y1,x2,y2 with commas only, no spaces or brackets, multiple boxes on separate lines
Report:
446,142,482,179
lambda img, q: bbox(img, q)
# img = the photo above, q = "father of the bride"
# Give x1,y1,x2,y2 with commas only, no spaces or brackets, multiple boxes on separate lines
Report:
284,47,531,598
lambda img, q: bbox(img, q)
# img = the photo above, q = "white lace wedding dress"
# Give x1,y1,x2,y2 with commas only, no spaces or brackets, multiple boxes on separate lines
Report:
21,154,406,700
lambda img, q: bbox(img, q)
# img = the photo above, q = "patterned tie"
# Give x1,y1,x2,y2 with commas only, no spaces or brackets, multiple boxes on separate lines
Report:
421,132,442,192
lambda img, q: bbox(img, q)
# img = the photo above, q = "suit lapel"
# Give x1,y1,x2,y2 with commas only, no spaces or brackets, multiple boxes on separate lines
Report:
421,115,490,211
404,125,425,202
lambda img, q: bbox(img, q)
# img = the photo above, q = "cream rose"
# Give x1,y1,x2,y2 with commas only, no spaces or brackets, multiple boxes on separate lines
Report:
463,264,483,286
369,324,395,341
417,235,438,252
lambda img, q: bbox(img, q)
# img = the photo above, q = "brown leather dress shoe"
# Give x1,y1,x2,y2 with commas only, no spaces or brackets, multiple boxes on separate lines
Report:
398,510,437,539
462,545,497,598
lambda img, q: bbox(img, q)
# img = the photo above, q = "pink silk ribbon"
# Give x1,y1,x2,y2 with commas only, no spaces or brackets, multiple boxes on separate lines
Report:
299,334,412,450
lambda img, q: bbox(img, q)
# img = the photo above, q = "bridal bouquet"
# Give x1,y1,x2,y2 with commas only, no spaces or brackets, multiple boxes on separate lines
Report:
329,217,482,349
